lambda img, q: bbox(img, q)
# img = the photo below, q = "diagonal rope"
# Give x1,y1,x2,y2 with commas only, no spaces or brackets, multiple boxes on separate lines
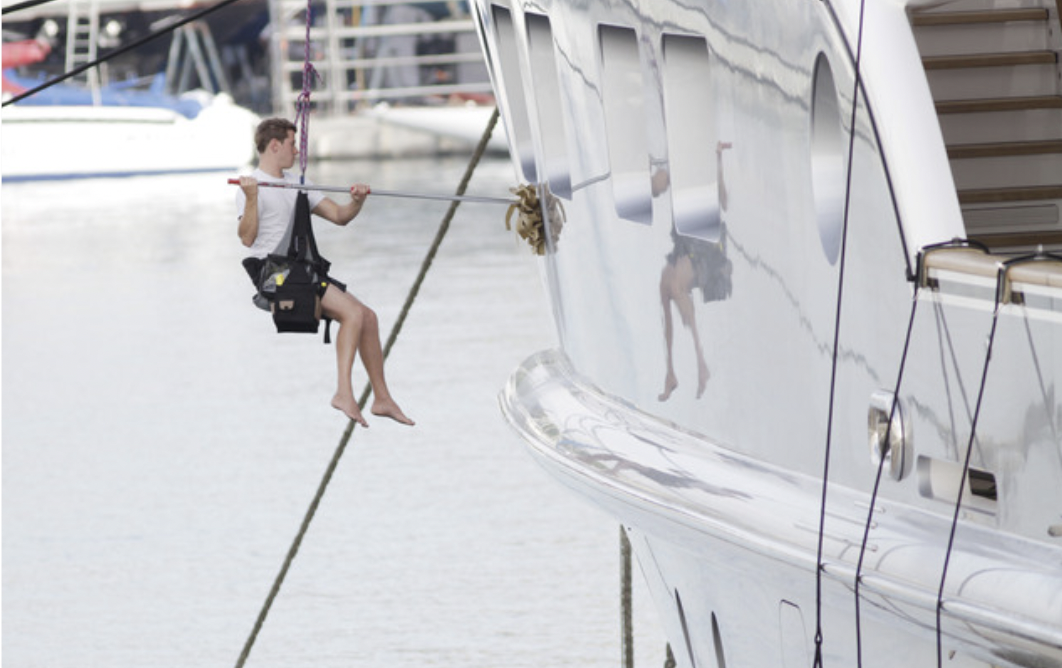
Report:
933,248,1062,667
934,270,1001,668
234,106,500,668
854,238,987,666
813,0,870,661
1,0,61,15
2,0,246,106
853,276,921,666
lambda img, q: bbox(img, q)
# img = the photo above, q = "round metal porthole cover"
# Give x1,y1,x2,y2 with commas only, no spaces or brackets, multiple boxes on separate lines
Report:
868,390,912,481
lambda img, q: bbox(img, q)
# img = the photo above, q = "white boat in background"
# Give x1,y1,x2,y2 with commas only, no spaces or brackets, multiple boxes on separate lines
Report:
1,7,259,182
472,0,1062,666
1,90,258,181
364,101,509,154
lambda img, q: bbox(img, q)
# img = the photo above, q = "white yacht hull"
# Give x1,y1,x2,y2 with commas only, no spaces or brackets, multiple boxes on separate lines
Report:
1,94,258,181
474,0,1062,665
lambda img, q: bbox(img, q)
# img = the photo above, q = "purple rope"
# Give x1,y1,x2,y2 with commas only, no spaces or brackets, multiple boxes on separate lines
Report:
294,0,318,182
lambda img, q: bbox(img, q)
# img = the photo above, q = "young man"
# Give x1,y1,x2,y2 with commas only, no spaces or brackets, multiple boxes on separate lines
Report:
236,118,413,427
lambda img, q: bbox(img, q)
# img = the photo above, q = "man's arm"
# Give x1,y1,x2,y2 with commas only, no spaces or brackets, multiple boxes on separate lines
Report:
237,176,259,247
313,184,370,226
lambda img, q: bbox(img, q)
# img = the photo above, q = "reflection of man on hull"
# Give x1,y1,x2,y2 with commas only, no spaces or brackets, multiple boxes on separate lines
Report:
659,141,732,402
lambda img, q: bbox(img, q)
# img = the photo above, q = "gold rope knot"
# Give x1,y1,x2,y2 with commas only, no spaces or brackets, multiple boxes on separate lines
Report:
505,183,565,255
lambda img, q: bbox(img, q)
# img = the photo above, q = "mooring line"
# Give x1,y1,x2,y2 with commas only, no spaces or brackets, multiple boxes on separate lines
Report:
1,0,61,15
234,106,500,668
620,527,634,668
814,0,870,660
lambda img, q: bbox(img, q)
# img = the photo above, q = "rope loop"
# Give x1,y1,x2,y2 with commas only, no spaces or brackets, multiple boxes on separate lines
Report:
294,0,320,179
505,183,565,255
294,69,318,178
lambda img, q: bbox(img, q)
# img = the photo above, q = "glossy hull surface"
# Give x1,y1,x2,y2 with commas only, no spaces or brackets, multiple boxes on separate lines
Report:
475,0,1062,665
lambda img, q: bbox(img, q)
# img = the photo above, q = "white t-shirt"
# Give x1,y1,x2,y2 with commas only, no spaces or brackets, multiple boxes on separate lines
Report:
235,168,326,258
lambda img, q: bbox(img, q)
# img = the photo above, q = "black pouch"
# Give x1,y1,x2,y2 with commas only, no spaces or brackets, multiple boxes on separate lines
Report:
272,273,324,333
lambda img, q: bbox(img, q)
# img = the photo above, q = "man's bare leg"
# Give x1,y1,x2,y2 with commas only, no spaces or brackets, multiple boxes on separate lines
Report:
670,266,710,399
323,286,369,426
352,300,414,425
322,286,413,426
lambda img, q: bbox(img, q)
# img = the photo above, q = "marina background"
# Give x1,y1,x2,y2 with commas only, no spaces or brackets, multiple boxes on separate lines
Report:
2,156,667,667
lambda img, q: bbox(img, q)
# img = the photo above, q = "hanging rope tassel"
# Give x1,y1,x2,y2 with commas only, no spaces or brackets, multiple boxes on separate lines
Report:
506,183,565,255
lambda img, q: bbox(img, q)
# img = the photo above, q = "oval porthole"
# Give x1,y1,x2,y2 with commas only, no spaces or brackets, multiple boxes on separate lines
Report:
810,54,845,265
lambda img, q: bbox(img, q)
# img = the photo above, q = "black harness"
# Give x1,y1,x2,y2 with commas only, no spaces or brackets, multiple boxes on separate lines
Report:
243,190,335,344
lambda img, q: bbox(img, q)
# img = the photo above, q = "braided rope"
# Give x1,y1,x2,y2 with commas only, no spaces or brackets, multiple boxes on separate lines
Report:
620,527,634,668
294,0,319,181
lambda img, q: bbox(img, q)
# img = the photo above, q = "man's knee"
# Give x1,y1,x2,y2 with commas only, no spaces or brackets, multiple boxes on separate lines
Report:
361,305,378,329
324,291,358,322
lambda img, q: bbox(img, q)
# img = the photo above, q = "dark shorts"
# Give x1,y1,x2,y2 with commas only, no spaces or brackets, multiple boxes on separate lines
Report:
665,233,732,303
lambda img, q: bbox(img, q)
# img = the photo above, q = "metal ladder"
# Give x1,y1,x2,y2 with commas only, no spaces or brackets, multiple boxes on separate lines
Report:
163,22,232,96
65,0,101,102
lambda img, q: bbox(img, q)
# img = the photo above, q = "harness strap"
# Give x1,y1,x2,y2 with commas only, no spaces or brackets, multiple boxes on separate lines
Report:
291,2,327,342
287,191,332,344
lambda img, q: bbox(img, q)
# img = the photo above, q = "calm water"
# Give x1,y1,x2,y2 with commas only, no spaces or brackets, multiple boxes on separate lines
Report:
2,156,665,668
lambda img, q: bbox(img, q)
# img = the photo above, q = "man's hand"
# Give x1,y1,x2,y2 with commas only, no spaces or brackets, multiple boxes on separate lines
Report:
239,175,259,197
350,183,370,204
314,183,370,226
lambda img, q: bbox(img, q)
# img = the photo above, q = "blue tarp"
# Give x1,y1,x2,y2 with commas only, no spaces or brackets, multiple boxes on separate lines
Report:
3,71,203,118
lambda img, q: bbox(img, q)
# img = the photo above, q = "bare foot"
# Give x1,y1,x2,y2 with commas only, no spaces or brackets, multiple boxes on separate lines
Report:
332,394,369,427
371,398,415,426
696,361,710,399
659,370,678,402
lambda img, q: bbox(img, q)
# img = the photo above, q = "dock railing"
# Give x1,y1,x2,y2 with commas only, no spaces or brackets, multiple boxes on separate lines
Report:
267,0,492,115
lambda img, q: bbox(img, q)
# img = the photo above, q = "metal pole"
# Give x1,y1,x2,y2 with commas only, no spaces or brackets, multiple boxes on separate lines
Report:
227,178,516,205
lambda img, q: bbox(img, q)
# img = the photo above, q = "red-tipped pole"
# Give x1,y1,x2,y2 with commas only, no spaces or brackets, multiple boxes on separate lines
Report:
227,178,515,205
